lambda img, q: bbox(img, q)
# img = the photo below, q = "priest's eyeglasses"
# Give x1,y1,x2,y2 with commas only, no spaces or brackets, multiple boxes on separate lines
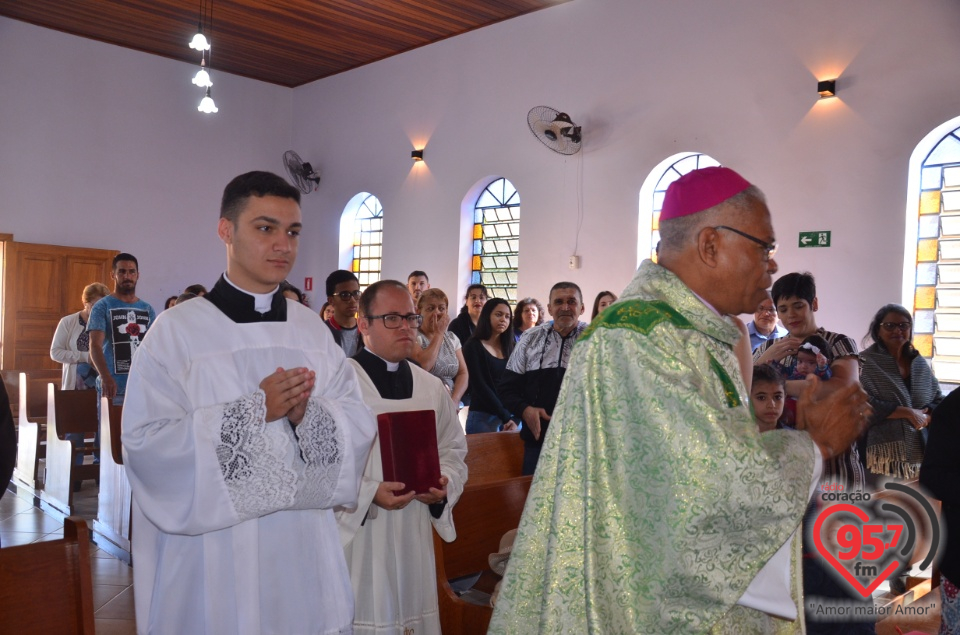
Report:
364,313,423,329
334,290,361,300
713,226,778,261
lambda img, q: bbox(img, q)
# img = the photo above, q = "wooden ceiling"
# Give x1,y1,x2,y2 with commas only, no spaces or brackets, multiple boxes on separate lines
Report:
0,0,568,87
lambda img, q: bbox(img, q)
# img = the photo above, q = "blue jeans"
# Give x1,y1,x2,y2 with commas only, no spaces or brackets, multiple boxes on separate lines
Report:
466,410,503,434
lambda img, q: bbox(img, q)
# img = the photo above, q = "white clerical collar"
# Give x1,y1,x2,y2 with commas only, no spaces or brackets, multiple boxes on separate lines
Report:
223,273,279,314
368,350,400,372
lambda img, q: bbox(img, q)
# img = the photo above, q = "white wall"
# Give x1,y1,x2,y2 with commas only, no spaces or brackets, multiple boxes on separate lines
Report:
289,0,960,339
0,17,292,310
3,0,960,341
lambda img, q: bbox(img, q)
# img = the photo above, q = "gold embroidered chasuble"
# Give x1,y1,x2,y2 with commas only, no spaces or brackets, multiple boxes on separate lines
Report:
488,261,815,634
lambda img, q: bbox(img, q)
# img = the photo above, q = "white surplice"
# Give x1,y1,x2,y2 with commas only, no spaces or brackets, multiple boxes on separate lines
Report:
338,361,468,635
122,297,377,635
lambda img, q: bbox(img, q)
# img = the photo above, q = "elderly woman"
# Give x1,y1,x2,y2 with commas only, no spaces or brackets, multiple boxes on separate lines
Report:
512,297,544,342
50,282,110,390
410,288,468,404
860,303,942,480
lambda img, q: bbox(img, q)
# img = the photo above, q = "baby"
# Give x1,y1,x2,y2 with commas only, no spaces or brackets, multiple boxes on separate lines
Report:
788,334,832,381
751,364,786,432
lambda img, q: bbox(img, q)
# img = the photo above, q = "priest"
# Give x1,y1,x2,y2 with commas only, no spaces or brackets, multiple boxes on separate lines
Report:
122,171,377,635
488,167,869,633
337,279,468,635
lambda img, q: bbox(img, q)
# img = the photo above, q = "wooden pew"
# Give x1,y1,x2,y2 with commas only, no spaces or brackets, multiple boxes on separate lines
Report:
9,369,61,491
434,475,532,635
464,431,524,486
93,400,131,563
0,516,96,634
40,384,99,517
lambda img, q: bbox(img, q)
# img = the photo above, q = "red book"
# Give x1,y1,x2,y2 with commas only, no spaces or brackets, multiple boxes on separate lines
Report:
377,410,442,495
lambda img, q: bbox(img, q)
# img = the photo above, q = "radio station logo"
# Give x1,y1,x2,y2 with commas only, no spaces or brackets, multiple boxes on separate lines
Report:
806,481,942,620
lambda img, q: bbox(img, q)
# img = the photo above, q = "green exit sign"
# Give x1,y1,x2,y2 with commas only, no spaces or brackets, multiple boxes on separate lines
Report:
799,231,831,248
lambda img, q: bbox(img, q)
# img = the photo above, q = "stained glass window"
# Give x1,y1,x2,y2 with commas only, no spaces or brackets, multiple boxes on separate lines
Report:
912,126,960,381
350,194,383,290
647,153,720,262
472,178,520,302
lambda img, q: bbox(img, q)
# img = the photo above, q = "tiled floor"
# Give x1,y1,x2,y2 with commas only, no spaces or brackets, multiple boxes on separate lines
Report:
1,481,136,634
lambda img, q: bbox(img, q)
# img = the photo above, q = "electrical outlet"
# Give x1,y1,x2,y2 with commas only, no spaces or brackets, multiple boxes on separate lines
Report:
568,255,580,269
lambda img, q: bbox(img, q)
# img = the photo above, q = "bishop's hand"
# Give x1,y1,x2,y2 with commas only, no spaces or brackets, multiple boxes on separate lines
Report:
796,374,870,460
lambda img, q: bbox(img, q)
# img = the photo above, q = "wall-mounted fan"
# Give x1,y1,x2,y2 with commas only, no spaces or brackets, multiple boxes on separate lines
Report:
283,150,321,193
527,106,582,155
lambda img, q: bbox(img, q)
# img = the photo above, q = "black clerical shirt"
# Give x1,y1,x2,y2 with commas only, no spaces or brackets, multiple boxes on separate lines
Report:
206,275,287,323
351,349,413,400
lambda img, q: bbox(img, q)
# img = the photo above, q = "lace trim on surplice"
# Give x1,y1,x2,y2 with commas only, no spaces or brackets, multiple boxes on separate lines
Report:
216,390,298,518
294,398,345,508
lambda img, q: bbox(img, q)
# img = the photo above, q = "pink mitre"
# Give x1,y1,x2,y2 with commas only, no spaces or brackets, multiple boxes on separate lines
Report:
661,166,751,221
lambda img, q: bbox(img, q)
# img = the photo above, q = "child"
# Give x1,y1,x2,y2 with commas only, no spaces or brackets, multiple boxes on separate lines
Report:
751,364,786,432
788,334,832,380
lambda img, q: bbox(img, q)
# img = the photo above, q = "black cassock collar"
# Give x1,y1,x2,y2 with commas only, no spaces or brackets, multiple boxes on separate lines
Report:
205,275,287,324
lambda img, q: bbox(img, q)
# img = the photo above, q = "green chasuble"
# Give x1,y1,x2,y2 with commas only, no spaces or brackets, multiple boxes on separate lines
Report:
488,261,816,634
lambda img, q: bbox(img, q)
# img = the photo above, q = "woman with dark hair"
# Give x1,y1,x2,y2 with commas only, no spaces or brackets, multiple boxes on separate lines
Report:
164,296,178,310
463,299,518,434
319,301,335,322
860,303,942,480
512,297,544,341
448,283,487,345
591,290,618,320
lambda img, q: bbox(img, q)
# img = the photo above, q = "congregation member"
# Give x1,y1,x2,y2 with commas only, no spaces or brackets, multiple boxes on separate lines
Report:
163,295,177,310
462,298,519,433
122,171,376,634
448,283,487,344
280,279,308,305
860,303,941,480
407,269,430,303
790,334,833,380
499,281,588,475
748,297,787,350
175,291,199,305
751,363,787,432
184,283,208,296
51,282,110,391
754,272,865,491
88,253,156,407
512,296,544,341
489,166,868,634
410,288,468,405
338,280,468,635
324,269,363,357
590,290,617,320
319,300,335,321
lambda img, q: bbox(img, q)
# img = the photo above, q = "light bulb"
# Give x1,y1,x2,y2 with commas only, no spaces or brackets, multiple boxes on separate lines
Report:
198,89,218,114
189,32,210,51
192,67,212,88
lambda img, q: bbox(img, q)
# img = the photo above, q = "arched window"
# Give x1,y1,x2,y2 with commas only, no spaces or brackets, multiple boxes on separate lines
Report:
638,152,720,266
340,193,383,290
906,119,960,383
472,178,520,302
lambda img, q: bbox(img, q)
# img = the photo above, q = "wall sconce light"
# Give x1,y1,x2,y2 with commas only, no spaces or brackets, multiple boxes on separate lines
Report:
817,79,837,99
411,149,424,162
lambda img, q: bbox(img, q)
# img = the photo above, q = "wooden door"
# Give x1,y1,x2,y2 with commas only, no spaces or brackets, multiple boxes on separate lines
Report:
0,238,117,370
